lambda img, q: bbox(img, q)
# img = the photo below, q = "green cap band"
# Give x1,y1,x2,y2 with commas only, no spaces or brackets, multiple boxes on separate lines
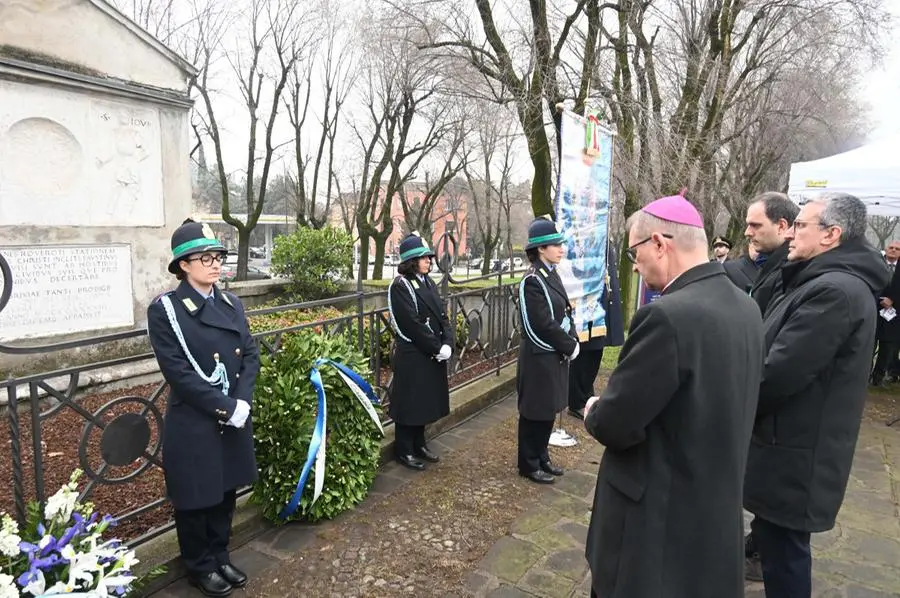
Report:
528,233,564,245
400,246,433,262
172,237,223,257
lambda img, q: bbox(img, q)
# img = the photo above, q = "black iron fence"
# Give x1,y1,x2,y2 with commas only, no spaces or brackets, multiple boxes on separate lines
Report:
0,241,522,546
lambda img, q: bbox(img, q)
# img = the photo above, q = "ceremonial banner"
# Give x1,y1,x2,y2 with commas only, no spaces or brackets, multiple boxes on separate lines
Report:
555,110,614,341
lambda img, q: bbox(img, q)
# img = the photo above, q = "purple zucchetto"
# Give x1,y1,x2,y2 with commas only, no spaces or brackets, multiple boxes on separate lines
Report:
641,189,704,229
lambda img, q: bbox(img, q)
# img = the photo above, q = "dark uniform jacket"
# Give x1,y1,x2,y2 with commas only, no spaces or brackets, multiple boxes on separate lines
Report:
744,240,889,532
516,261,578,421
876,261,900,343
582,245,625,351
584,262,764,598
388,274,453,426
147,281,260,511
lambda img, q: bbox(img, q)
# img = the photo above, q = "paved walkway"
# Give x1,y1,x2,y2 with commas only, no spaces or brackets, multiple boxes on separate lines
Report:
468,406,900,598
148,395,900,597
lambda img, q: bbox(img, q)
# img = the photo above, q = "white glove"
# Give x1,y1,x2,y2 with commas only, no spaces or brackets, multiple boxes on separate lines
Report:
227,399,250,428
436,344,452,362
568,343,580,361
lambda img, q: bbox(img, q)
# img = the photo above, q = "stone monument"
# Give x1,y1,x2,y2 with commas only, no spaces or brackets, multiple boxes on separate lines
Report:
0,0,196,372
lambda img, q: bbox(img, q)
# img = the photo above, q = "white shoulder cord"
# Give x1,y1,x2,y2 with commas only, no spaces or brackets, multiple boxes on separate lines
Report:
160,294,230,394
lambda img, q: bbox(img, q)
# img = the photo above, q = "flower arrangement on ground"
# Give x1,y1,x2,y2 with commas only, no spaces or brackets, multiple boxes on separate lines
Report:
0,469,162,597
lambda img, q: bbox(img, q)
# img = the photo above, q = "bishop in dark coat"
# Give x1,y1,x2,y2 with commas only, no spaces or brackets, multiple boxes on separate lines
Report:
584,194,764,598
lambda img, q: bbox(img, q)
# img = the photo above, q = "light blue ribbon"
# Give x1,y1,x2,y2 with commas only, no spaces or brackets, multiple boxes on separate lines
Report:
159,294,229,394
278,359,383,520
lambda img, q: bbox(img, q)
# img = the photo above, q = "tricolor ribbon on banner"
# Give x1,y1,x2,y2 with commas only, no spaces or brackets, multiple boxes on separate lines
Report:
278,359,384,520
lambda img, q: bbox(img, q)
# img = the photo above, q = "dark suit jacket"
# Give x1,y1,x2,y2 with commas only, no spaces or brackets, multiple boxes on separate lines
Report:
584,263,764,598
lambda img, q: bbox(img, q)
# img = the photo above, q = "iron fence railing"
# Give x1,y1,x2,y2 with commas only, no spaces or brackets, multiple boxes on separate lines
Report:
0,238,522,546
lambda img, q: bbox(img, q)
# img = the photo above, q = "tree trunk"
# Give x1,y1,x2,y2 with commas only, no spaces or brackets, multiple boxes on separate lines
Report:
358,232,370,281
520,102,554,217
236,227,251,280
371,234,388,280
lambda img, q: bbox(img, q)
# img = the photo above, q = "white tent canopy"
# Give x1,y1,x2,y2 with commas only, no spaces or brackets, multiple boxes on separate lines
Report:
787,135,900,216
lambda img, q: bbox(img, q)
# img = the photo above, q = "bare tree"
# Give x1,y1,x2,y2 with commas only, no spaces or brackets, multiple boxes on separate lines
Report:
870,217,899,249
396,107,470,243
189,0,314,279
285,0,355,229
351,10,453,280
408,0,603,217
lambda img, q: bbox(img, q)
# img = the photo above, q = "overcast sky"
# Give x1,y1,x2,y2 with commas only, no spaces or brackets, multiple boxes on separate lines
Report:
861,0,900,140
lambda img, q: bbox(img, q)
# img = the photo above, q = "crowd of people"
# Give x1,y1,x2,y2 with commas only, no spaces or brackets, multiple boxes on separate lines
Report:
147,189,888,598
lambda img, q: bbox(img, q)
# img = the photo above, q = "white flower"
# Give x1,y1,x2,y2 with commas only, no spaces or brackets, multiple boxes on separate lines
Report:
0,515,21,558
43,484,78,525
21,569,46,596
43,470,84,525
0,573,19,598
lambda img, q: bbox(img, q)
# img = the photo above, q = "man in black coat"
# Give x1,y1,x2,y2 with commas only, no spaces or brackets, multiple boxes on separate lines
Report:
723,245,760,293
740,191,801,579
744,193,889,597
583,194,764,598
566,244,624,420
744,192,800,315
870,240,900,385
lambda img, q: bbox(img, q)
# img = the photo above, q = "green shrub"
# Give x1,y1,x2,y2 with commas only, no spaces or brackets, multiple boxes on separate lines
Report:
341,318,394,367
454,311,469,352
270,226,354,301
251,330,383,523
247,305,345,335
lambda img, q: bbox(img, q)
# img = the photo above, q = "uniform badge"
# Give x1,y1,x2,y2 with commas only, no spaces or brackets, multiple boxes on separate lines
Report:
412,280,420,289
202,223,216,239
182,297,198,312
540,268,549,278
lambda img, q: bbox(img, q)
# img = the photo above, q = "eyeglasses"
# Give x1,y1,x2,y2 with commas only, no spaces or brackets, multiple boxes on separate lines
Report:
186,253,227,267
625,234,673,263
791,220,830,231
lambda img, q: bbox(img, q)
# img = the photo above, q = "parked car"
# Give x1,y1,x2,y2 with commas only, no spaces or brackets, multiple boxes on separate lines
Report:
219,252,271,282
469,257,483,269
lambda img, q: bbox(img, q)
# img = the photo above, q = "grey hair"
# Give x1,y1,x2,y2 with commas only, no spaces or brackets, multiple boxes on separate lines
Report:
806,192,867,242
626,211,708,251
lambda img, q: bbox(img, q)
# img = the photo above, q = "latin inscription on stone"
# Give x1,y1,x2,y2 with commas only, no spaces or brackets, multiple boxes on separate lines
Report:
0,245,134,341
0,79,164,227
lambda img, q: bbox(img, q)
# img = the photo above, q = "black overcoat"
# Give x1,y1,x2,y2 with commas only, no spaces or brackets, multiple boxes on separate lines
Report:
584,263,764,598
388,274,453,426
516,262,578,421
723,254,760,293
582,245,625,351
744,241,889,532
147,281,260,511
876,261,900,343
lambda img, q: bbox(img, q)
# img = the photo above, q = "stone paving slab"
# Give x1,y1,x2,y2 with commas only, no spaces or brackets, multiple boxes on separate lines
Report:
147,394,900,598
470,413,900,598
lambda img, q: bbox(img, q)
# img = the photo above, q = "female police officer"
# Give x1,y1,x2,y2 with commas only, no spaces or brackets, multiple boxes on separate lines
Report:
147,219,259,597
517,216,579,484
387,233,453,470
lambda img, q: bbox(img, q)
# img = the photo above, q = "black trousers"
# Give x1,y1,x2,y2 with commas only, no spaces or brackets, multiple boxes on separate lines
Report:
568,345,605,411
751,516,812,598
872,340,900,382
394,423,426,457
173,490,236,576
517,416,554,473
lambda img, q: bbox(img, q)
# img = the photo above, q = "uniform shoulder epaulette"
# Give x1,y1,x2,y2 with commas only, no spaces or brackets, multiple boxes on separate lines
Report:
152,290,175,304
